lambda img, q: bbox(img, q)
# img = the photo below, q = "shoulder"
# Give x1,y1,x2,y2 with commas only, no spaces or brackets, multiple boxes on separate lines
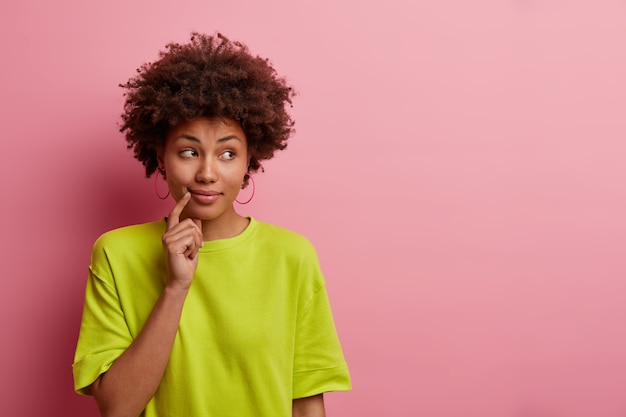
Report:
253,220,318,257
92,220,164,257
251,220,326,289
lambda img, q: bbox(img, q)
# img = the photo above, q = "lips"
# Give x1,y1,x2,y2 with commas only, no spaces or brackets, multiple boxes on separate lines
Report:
188,189,223,204
189,189,221,196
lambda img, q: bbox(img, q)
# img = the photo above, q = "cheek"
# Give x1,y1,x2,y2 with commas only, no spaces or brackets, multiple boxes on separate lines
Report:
227,170,245,185
225,169,247,190
164,160,192,181
164,169,194,196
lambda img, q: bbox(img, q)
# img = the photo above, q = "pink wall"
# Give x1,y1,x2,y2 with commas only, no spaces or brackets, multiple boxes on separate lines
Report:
1,1,625,416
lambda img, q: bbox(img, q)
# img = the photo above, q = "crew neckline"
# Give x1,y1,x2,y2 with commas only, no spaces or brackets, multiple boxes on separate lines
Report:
160,217,258,253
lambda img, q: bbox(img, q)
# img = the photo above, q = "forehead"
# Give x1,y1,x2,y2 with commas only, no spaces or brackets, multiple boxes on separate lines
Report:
167,116,247,143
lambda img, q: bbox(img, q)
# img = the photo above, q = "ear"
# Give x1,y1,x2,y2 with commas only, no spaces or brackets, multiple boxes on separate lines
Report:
156,148,165,172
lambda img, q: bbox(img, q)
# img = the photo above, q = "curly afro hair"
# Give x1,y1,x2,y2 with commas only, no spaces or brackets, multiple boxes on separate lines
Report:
119,32,296,182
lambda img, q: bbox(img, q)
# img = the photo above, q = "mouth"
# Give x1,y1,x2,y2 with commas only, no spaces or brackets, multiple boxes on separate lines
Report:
187,188,223,204
189,189,222,196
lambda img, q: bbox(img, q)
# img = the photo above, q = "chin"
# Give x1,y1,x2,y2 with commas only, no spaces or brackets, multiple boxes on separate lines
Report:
186,207,228,222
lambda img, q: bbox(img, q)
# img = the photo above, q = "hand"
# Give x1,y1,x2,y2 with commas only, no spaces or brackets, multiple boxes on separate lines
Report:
161,192,203,291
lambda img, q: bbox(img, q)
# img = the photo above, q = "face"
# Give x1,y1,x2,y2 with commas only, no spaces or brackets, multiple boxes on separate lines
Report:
158,116,249,223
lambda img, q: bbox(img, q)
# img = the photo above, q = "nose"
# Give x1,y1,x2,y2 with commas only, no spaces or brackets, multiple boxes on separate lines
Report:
195,157,217,183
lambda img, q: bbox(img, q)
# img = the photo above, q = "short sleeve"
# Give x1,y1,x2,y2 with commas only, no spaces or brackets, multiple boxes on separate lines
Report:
72,243,133,396
292,283,352,399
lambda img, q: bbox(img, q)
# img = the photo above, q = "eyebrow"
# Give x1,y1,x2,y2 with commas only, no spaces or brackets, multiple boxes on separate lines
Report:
175,134,241,144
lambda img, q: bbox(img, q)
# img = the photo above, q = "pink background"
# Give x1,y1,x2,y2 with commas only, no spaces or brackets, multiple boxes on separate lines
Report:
1,1,626,416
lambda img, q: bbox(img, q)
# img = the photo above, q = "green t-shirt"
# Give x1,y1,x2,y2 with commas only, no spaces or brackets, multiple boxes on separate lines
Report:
73,218,351,416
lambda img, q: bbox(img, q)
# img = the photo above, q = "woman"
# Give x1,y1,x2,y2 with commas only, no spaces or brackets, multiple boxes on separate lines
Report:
73,33,351,417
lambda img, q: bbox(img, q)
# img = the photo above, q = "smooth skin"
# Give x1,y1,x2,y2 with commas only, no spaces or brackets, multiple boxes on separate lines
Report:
90,117,325,417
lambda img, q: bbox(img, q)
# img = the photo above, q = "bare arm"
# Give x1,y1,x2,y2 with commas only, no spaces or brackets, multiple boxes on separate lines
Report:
91,193,203,417
293,394,326,417
91,286,189,417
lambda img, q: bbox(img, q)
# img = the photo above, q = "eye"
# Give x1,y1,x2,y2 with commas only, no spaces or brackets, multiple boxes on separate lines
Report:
221,150,236,160
180,149,197,158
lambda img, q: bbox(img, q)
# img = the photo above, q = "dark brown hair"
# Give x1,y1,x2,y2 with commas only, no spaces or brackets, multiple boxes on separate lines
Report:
119,32,296,182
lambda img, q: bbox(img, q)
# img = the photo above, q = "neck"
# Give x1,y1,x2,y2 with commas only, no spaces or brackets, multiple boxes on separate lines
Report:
199,212,249,241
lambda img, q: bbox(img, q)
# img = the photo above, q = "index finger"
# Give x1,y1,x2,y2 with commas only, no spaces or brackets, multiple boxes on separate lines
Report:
166,192,191,230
